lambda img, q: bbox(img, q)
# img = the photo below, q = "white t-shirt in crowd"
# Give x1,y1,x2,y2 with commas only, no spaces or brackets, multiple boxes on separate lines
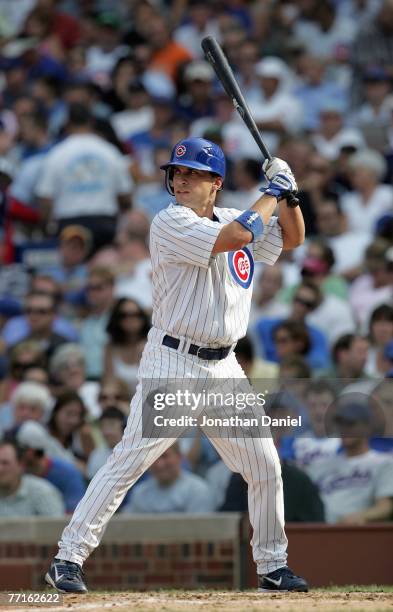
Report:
327,232,370,275
308,449,393,524
341,185,393,235
36,133,132,219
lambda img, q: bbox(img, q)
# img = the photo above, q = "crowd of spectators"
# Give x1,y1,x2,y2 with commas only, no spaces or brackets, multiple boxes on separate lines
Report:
0,0,393,524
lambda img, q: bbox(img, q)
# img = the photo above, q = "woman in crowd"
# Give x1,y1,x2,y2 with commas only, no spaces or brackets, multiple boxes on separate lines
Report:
104,298,150,391
47,390,95,473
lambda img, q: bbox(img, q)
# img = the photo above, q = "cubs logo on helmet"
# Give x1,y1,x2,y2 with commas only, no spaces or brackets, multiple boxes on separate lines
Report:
228,247,254,289
175,144,186,157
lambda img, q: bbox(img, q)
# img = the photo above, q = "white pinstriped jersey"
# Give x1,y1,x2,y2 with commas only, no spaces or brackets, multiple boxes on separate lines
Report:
150,202,282,347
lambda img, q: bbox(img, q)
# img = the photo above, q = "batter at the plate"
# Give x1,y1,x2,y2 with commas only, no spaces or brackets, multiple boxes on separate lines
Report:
45,137,308,594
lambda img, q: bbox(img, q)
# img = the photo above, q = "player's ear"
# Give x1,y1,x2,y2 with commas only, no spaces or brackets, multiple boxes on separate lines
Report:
213,176,223,191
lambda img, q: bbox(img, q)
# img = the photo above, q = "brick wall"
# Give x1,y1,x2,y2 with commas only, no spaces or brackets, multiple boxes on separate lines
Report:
0,515,242,591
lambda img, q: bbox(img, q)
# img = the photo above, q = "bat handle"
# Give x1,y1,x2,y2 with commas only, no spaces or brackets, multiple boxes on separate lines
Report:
285,193,300,209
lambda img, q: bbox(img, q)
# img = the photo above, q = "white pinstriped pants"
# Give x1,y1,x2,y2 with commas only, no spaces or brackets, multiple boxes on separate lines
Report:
57,328,287,575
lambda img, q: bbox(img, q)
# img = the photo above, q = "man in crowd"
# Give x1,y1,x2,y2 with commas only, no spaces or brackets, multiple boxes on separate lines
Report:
0,440,64,517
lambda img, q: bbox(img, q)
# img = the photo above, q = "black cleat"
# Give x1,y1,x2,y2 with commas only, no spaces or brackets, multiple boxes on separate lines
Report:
45,558,88,593
258,566,309,592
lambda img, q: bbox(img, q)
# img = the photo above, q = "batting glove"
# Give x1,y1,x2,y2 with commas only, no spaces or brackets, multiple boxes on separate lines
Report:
262,157,292,181
262,172,298,200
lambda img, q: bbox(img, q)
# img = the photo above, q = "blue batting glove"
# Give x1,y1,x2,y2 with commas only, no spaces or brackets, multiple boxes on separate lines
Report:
261,172,298,200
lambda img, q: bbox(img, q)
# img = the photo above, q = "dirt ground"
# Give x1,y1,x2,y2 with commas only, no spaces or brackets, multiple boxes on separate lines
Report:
1,591,393,612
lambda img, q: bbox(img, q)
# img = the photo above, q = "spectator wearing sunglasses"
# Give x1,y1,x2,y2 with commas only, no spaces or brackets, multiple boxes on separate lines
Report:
104,298,150,391
21,291,68,360
255,281,330,370
97,377,131,416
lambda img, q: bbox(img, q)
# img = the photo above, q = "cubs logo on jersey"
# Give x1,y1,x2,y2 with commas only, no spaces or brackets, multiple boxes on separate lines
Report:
227,247,254,288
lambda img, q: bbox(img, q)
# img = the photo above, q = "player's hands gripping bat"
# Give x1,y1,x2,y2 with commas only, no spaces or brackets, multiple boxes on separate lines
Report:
201,36,300,208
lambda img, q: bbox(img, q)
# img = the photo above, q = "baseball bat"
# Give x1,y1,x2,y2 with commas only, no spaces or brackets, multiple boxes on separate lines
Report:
201,36,299,208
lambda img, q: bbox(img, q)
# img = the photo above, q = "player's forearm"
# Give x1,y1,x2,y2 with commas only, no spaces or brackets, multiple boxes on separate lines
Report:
277,200,305,250
212,194,277,254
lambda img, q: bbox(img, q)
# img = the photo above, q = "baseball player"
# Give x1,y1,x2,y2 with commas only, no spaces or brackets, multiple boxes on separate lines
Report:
45,137,308,593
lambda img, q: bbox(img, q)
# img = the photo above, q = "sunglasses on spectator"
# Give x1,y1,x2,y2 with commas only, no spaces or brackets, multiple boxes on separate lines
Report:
12,361,38,372
294,296,317,310
275,335,292,345
25,307,53,315
98,393,127,402
118,311,143,319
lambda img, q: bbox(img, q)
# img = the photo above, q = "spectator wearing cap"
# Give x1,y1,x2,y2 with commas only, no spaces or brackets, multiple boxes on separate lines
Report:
0,440,64,517
147,15,193,81
38,225,91,304
16,420,86,512
311,100,365,161
308,402,393,524
249,57,303,154
315,196,370,280
79,266,115,380
2,381,52,439
174,0,220,59
349,239,393,329
255,281,330,369
86,407,127,480
36,103,133,252
340,150,393,237
365,305,393,377
1,274,79,349
126,442,214,513
177,60,216,123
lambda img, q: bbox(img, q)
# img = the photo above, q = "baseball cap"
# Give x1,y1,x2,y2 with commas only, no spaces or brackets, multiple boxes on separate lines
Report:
333,402,372,424
16,421,53,453
184,61,214,82
363,67,390,82
255,57,288,81
0,297,22,318
59,225,92,247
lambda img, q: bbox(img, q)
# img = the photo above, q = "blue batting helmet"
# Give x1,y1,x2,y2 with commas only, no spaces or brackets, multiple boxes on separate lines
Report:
160,137,226,195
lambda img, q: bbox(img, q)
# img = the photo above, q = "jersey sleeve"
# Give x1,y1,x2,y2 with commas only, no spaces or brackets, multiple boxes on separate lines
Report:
152,206,224,269
251,215,283,264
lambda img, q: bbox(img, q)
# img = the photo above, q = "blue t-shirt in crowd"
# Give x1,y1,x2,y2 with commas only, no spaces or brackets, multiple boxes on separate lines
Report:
44,457,86,513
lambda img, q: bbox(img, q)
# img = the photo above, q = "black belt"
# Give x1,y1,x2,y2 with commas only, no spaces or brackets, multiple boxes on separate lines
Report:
162,334,232,361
